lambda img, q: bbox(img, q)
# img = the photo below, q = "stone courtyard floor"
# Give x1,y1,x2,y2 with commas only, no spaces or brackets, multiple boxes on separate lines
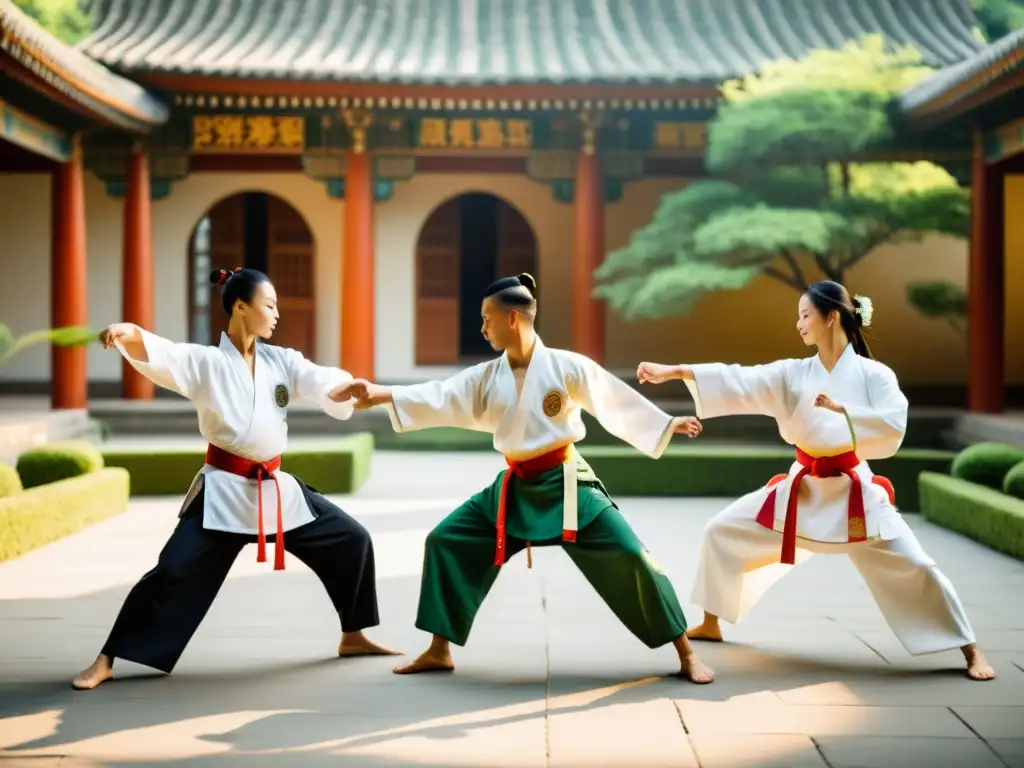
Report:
0,451,1022,767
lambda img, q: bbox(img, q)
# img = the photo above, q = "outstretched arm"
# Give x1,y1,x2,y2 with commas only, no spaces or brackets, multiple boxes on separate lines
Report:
103,322,203,400
286,350,358,420
575,356,699,459
331,366,491,433
637,359,793,420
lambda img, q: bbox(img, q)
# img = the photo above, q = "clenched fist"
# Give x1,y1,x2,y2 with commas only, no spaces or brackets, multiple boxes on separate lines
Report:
673,416,703,438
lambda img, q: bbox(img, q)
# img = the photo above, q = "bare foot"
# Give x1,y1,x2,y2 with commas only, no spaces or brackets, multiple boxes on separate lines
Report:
338,631,402,657
393,648,455,675
72,655,113,691
679,653,716,684
685,622,723,642
963,646,996,681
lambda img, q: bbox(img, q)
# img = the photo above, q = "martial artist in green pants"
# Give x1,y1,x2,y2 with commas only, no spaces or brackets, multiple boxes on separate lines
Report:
417,455,687,650
338,271,715,683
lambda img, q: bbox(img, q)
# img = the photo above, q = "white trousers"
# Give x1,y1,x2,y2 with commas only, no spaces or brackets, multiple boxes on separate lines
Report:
691,499,976,656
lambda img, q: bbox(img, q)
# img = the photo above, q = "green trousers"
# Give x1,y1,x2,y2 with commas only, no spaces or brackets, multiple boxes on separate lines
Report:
415,464,688,648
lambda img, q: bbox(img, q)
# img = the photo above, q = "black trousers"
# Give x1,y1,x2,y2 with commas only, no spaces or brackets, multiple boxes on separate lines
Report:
100,481,379,674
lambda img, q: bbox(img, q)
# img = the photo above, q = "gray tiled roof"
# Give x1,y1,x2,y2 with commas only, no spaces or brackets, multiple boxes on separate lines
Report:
79,0,982,85
0,0,167,129
898,27,1024,115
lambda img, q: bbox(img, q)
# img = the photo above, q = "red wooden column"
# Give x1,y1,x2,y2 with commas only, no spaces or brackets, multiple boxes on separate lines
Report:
50,137,88,410
121,145,154,399
341,111,375,379
571,118,606,364
967,129,1005,413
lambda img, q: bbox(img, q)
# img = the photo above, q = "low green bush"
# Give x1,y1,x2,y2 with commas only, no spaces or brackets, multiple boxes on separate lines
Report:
16,441,104,489
103,433,375,496
950,442,1024,490
0,467,130,562
0,462,22,498
1003,460,1024,500
919,471,1024,560
579,445,953,511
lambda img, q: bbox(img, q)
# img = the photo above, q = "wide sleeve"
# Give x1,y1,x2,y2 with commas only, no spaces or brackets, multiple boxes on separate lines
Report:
115,329,204,400
283,349,356,421
844,363,908,459
572,356,676,459
684,360,793,420
388,364,490,433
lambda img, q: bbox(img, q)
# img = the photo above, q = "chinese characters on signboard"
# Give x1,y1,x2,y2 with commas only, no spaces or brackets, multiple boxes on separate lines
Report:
418,117,532,149
192,116,305,152
653,122,706,150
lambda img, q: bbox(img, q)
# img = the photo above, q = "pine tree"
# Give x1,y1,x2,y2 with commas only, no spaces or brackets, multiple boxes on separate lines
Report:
594,36,969,321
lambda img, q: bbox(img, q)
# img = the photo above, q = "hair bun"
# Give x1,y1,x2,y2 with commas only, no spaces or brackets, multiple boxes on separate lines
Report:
517,272,537,296
210,269,231,286
852,295,874,328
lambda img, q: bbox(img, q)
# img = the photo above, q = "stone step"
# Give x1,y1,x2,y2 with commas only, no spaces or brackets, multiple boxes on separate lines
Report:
0,407,105,463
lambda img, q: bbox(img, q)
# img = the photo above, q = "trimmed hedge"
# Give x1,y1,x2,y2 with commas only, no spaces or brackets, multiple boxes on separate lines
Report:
919,471,1024,560
102,433,375,496
579,445,954,511
16,441,105,489
0,468,130,562
1003,461,1024,500
950,442,1024,490
0,462,22,498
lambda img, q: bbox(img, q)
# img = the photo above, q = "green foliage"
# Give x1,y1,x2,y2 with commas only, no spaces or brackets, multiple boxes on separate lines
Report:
0,464,23,499
595,36,970,321
0,324,98,366
972,0,1024,41
951,442,1024,490
11,0,92,45
906,281,967,335
102,434,375,495
16,441,104,490
919,471,1024,561
580,445,952,511
0,468,129,563
1003,460,1024,500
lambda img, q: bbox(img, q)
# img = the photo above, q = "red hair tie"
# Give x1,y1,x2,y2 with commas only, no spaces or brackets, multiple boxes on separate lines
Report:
215,267,244,286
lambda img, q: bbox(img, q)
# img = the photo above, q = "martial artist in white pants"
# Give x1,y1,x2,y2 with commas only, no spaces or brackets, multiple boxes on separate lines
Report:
637,281,994,681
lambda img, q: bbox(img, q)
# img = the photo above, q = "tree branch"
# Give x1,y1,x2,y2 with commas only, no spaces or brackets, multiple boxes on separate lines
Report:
813,253,842,283
762,266,804,291
781,250,808,289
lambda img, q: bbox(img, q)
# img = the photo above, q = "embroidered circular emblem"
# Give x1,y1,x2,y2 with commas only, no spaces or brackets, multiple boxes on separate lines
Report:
274,384,289,408
848,518,867,539
542,390,564,418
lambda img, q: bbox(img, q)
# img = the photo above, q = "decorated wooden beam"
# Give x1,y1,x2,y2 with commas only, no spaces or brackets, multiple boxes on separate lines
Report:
0,97,69,161
985,117,1024,163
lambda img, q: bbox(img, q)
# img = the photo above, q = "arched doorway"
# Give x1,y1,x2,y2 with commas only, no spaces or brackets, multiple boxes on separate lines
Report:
188,192,316,360
415,193,538,365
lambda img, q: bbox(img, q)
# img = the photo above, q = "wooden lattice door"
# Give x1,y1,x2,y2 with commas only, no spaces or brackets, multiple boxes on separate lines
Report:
205,195,244,345
266,196,316,360
415,199,461,365
497,202,537,287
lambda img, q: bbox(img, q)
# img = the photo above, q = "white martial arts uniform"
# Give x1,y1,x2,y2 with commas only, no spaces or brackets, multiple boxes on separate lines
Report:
118,330,355,537
685,344,975,655
387,336,676,538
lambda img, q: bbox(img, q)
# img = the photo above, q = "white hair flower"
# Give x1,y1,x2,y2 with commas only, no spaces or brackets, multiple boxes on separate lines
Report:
853,295,873,327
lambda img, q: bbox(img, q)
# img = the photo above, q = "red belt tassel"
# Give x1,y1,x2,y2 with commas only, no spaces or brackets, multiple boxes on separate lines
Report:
494,445,572,567
756,448,892,566
205,444,285,570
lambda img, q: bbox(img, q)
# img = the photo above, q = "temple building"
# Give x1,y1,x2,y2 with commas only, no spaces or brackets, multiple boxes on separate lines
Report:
0,0,1019,411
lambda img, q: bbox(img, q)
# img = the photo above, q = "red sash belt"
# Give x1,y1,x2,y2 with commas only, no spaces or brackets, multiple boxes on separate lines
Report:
205,444,285,570
495,445,572,567
756,448,892,566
